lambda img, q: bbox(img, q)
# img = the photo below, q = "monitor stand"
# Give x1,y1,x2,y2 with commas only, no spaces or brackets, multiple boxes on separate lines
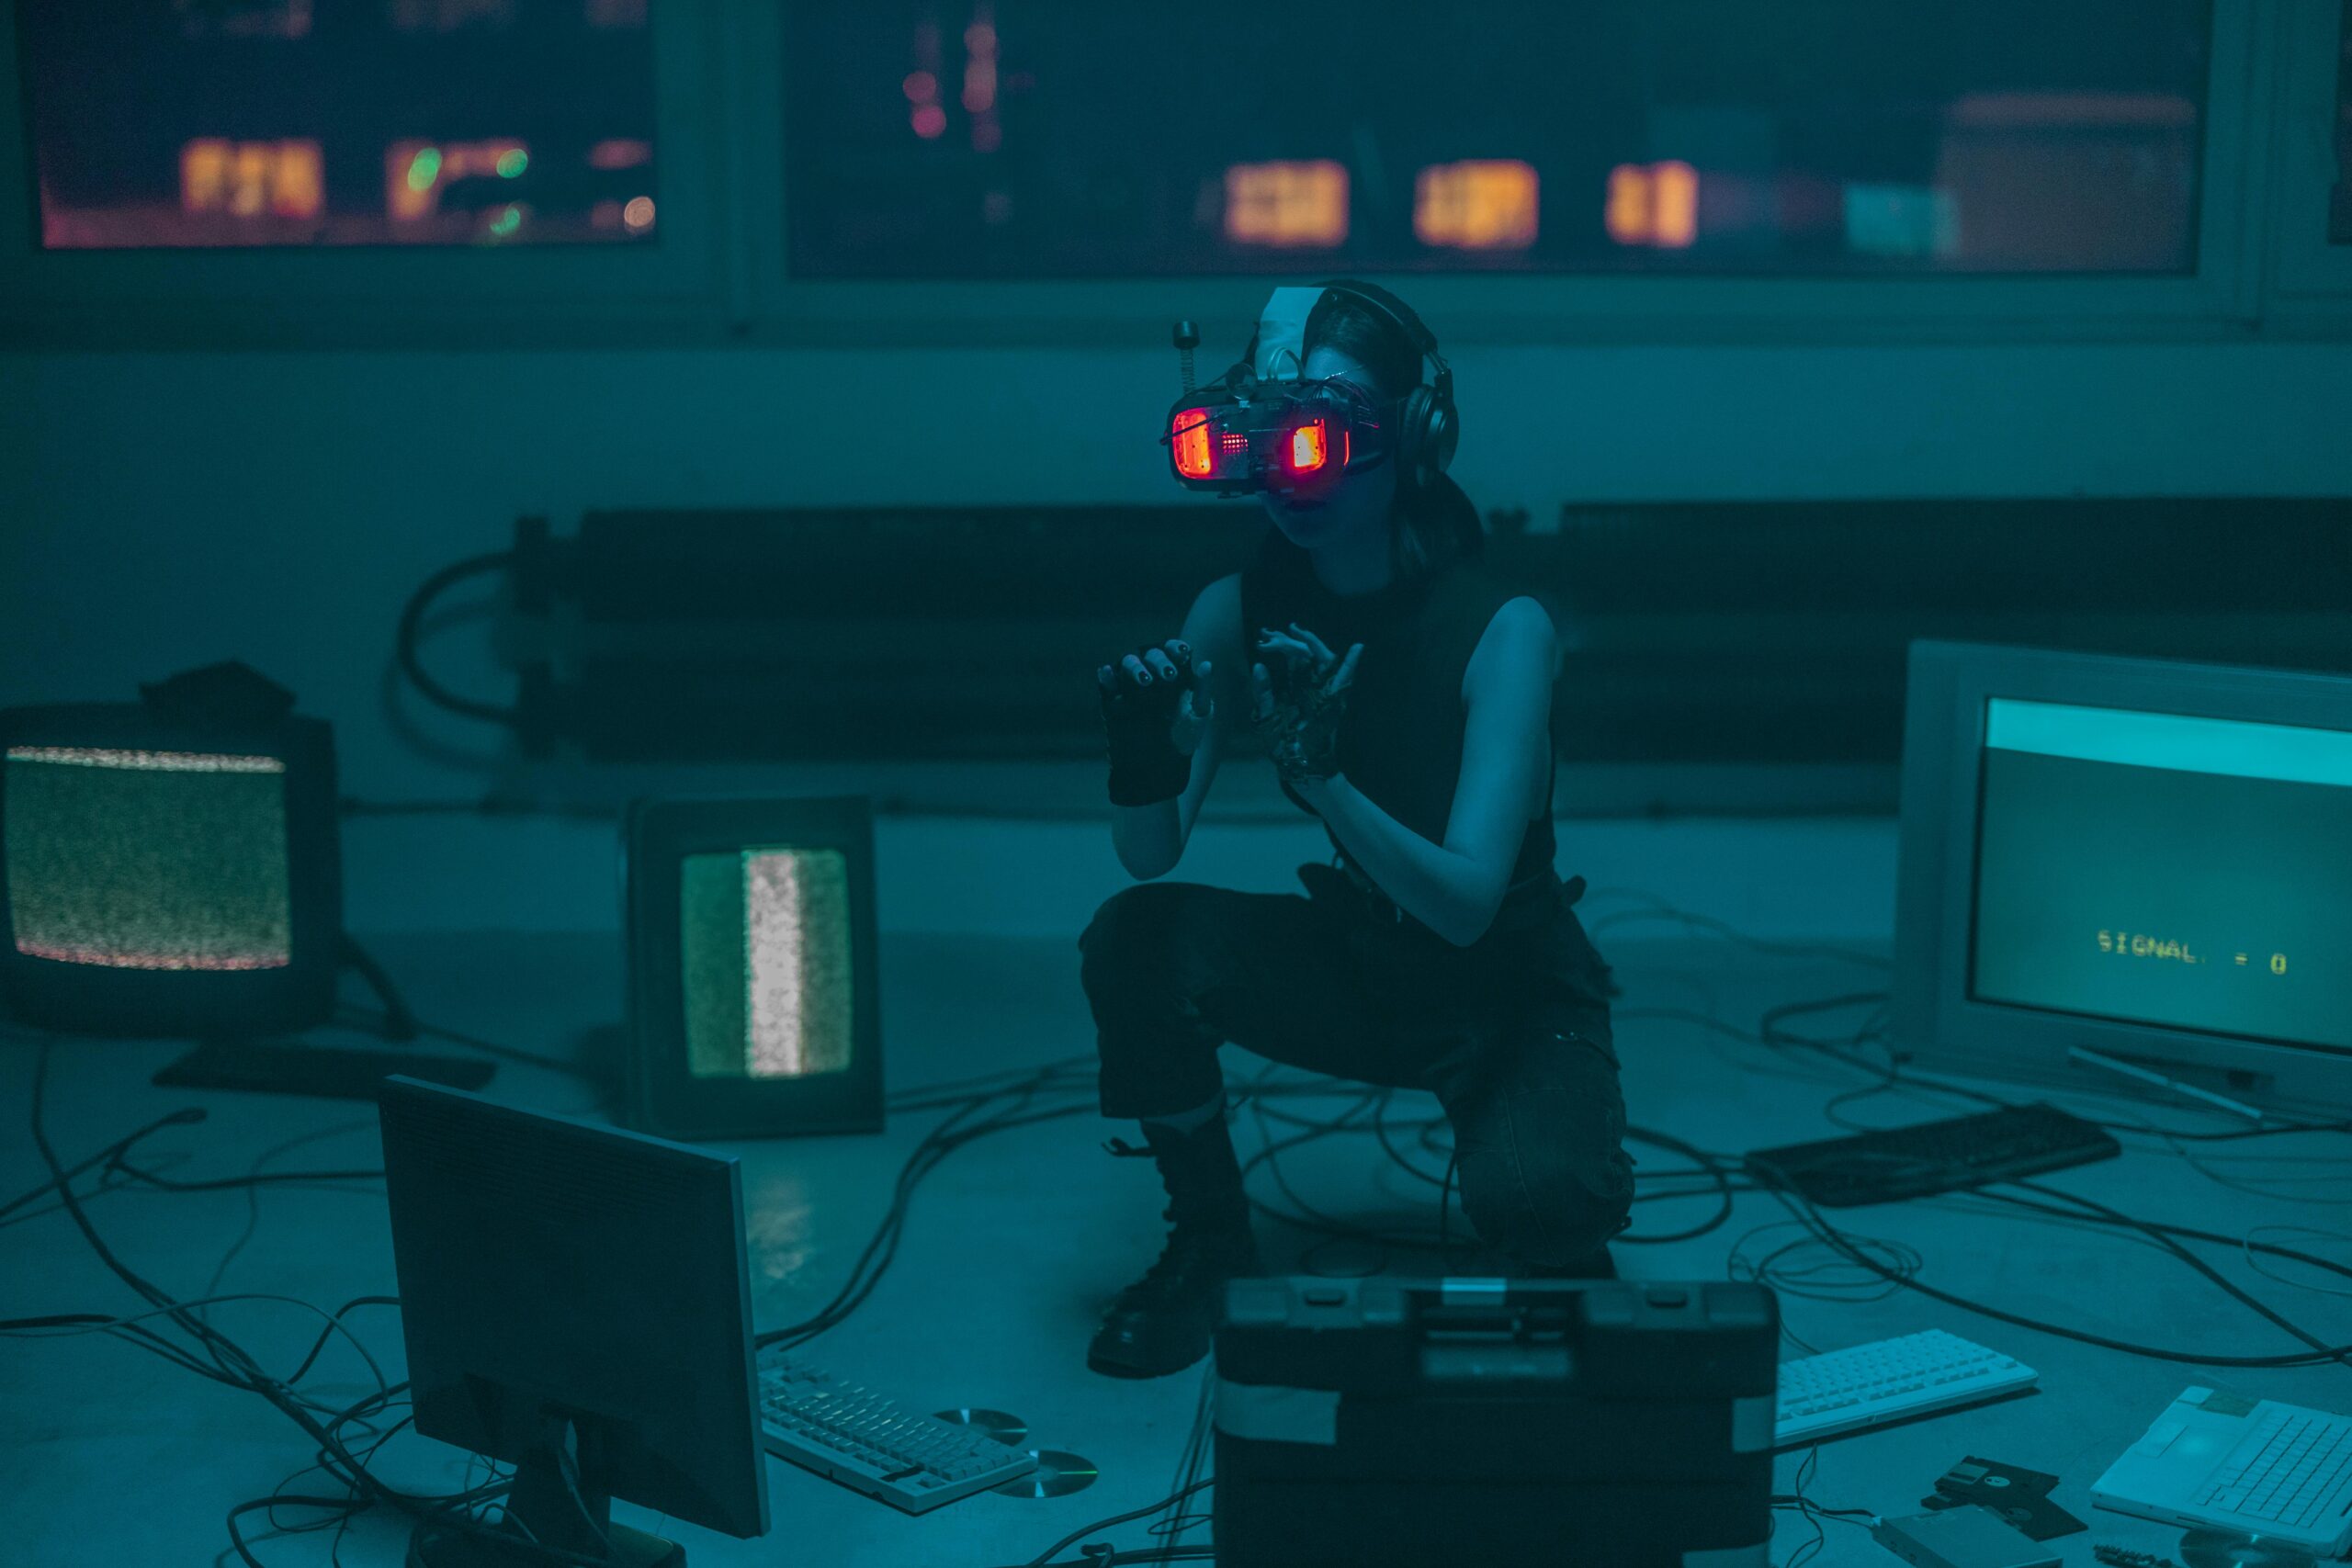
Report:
151,934,492,1100
406,1413,684,1567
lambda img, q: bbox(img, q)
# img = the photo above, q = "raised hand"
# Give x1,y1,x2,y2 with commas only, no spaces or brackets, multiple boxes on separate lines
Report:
1096,638,1216,755
1250,621,1363,785
1098,637,1214,806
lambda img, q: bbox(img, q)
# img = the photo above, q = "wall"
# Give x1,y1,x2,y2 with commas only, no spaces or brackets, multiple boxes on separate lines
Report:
5,337,2349,937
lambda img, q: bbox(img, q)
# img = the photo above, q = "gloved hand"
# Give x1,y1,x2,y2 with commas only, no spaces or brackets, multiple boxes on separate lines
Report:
1097,637,1214,807
1250,622,1362,786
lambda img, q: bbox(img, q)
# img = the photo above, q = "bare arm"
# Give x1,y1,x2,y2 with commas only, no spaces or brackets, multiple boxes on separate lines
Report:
1110,573,1244,881
1290,596,1555,945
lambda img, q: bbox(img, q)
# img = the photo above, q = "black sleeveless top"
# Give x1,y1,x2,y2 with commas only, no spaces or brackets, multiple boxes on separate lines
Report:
1237,526,1559,891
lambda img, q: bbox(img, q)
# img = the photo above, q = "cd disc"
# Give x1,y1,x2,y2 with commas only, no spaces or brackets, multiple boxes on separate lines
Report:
992,1449,1101,1499
2179,1530,2319,1568
933,1407,1028,1445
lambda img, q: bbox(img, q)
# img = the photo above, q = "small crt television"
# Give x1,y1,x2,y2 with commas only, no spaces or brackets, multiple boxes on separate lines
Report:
0,701,343,1037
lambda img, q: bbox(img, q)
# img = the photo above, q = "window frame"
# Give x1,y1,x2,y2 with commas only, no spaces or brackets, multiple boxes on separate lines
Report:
2262,0,2352,312
0,0,2336,349
0,0,739,348
746,0,2271,348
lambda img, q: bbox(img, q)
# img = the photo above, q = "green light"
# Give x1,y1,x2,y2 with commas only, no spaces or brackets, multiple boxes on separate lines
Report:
489,205,522,237
496,149,527,178
405,147,442,193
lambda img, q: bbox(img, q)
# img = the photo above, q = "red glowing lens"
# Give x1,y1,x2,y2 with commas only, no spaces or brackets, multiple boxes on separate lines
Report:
1289,419,1329,473
1171,407,1213,479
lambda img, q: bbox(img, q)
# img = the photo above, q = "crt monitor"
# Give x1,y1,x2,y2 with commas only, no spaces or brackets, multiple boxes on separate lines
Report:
1894,641,2352,1120
623,795,883,1141
378,1076,769,1566
0,702,343,1036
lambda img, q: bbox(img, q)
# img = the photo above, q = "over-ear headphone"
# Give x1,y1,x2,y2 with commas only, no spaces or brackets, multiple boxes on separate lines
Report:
1234,279,1459,491
1310,278,1459,492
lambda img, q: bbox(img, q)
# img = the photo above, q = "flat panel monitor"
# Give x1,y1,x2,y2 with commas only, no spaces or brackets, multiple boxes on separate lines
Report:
378,1075,770,1563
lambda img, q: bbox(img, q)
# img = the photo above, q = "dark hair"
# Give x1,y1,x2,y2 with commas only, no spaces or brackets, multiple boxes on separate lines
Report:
1301,290,1484,578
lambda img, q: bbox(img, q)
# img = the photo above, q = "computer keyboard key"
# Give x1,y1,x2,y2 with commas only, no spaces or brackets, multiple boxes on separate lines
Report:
754,1349,1036,1514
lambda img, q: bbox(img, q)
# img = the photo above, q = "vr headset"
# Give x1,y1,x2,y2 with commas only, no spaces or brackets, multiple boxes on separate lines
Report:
1161,278,1458,500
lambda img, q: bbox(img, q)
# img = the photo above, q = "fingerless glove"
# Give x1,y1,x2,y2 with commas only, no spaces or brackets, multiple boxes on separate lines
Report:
1101,647,1194,807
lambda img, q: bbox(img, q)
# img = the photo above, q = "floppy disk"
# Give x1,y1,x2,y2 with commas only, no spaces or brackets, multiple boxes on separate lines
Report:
1922,1456,2086,1541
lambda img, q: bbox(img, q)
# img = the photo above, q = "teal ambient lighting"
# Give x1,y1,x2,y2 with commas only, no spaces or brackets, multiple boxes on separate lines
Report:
1985,698,2352,789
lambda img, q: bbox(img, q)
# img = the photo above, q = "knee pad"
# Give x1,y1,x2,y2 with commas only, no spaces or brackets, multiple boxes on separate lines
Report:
1452,1079,1635,1268
1079,882,1190,961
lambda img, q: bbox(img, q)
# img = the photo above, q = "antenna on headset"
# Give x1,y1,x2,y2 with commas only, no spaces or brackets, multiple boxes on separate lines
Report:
1172,320,1199,395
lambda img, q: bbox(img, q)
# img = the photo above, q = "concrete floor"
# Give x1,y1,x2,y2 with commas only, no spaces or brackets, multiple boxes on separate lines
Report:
3,923,2347,1566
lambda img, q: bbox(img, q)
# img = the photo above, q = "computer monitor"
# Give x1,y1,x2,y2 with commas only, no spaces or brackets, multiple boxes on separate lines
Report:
377,1076,769,1567
1894,641,2352,1119
0,701,343,1036
622,795,883,1140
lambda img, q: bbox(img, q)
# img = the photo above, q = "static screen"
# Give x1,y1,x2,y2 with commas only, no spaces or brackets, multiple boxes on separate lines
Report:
4,746,291,970
1970,699,2352,1055
678,846,854,1079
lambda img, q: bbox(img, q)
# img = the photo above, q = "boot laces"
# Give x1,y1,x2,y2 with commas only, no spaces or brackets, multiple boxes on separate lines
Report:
1117,1207,1236,1304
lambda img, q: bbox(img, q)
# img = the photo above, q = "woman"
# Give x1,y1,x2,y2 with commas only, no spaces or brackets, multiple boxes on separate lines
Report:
1078,282,1634,1380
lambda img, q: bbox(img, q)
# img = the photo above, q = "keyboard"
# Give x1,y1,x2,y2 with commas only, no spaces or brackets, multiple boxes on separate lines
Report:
1776,1329,2039,1446
1746,1100,2120,1208
2197,1406,2352,1529
754,1348,1037,1514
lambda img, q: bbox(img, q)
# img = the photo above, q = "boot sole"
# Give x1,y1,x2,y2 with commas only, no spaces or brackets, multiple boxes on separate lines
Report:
1086,1343,1210,1379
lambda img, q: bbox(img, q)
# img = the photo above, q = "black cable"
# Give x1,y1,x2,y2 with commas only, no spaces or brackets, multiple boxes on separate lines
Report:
1995,1179,2351,1368
1724,977,2352,1369
1616,1125,1747,1245
395,549,519,725
1583,905,1894,971
0,1310,248,1383
282,1296,402,1388
757,1062,1097,1350
107,1156,385,1193
0,1106,206,1220
1758,988,2352,1144
1136,1367,1218,1563
1739,1159,2352,1371
20,1039,618,1568
1962,1186,2352,1289
341,934,420,1041
1012,1476,1217,1568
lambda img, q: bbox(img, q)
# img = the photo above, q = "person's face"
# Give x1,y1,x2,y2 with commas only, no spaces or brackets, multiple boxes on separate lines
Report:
1259,344,1397,552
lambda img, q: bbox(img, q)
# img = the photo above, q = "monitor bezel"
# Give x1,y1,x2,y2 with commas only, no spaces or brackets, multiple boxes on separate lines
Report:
1894,641,2352,1120
0,702,343,1037
623,794,885,1140
376,1074,771,1542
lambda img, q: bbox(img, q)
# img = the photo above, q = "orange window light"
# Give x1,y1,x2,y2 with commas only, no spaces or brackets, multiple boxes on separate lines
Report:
1414,160,1539,250
180,139,322,220
1606,161,1699,248
1224,161,1349,248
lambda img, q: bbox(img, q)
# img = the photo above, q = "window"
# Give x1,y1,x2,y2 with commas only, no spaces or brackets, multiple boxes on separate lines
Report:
2335,0,2352,243
2264,0,2352,304
19,0,660,249
780,0,2211,280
